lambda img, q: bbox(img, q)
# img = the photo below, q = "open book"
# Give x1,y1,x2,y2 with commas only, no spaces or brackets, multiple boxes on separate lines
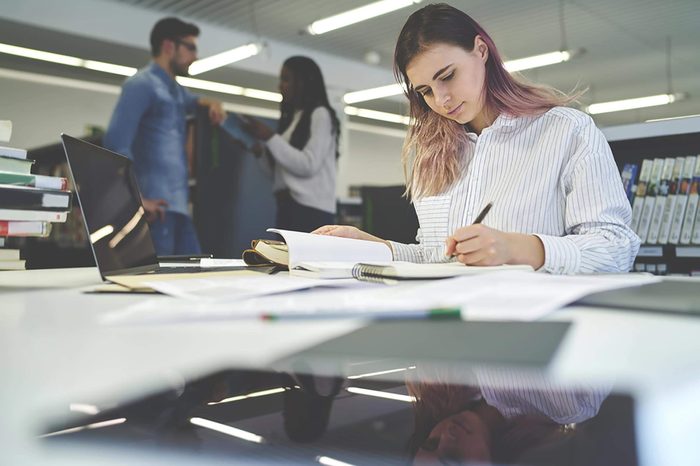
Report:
244,229,533,280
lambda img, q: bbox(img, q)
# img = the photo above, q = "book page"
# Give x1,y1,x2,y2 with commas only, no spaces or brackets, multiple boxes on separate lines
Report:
269,229,392,268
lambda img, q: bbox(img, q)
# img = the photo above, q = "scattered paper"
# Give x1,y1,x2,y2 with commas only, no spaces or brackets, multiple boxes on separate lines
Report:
200,258,247,268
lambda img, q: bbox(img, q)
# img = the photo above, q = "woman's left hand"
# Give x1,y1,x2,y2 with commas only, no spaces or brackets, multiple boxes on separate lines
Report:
241,116,275,141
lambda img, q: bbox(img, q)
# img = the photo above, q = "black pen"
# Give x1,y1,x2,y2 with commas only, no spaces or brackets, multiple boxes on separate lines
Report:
472,202,493,224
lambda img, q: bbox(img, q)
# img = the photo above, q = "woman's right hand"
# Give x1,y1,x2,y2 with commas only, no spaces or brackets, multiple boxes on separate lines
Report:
312,225,391,248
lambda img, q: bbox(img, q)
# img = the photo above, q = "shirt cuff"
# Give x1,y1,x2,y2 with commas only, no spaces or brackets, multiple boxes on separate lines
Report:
388,241,417,262
534,234,581,274
265,134,286,159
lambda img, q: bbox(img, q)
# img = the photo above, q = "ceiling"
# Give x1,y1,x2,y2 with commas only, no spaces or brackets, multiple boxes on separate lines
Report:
2,0,699,128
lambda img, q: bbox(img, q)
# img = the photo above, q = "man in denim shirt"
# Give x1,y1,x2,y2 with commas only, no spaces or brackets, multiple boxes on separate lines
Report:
104,17,225,255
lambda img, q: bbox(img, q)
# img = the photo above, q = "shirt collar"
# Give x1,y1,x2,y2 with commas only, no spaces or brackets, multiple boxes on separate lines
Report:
465,112,518,138
148,61,176,87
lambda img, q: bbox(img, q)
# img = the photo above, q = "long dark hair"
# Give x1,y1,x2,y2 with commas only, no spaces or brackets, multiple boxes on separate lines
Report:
278,56,340,158
394,3,578,198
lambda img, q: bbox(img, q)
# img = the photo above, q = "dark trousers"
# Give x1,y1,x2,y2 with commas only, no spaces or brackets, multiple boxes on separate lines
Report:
275,190,335,233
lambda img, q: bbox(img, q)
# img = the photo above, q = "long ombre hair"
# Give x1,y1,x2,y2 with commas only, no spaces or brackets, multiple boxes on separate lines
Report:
394,3,579,199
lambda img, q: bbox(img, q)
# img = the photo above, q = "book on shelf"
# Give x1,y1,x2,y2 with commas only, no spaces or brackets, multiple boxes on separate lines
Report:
637,158,664,243
657,156,685,244
244,228,532,280
0,145,27,160
0,220,52,237
0,185,72,211
0,208,68,222
647,157,676,244
679,156,700,244
668,156,696,244
620,163,639,203
0,155,33,174
0,171,68,191
0,259,26,271
0,121,11,143
630,159,653,232
0,248,20,261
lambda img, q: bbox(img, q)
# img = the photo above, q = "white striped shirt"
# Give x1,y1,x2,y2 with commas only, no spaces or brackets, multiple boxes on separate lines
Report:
474,367,609,423
390,107,641,274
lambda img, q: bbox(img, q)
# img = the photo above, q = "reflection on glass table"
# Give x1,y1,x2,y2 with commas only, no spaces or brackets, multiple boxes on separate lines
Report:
40,361,637,466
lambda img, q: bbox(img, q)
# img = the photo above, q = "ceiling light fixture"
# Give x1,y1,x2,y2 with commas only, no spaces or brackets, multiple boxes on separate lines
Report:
0,42,136,76
189,43,261,75
343,49,582,104
344,106,409,125
586,93,685,115
0,42,280,102
307,0,422,35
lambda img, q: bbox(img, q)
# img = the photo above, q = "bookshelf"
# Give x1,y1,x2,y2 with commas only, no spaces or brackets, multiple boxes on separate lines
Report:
603,116,700,275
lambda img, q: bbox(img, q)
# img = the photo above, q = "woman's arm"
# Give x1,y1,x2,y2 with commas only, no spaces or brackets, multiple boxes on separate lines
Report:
265,107,334,177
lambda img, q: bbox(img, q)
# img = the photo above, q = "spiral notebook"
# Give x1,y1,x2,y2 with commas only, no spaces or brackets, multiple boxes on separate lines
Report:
350,261,533,283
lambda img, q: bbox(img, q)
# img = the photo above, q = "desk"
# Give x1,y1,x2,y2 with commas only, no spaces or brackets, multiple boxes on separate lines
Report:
1,267,700,465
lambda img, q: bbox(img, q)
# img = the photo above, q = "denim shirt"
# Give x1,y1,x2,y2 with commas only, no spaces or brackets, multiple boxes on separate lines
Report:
104,62,199,215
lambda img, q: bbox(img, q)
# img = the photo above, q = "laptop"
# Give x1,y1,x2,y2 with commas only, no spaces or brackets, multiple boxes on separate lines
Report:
60,134,244,281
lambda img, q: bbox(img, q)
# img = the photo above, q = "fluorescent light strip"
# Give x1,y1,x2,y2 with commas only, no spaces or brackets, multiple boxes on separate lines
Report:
344,83,405,104
645,113,700,122
347,366,416,379
317,455,356,466
586,93,684,115
345,106,409,125
308,0,422,35
504,50,572,72
0,67,122,94
0,42,279,101
39,418,126,438
347,121,407,138
343,49,578,104
208,387,287,405
346,386,415,402
189,43,261,75
69,403,100,415
190,417,264,443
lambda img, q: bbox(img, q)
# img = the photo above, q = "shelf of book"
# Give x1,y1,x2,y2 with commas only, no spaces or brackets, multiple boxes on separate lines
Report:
604,116,700,275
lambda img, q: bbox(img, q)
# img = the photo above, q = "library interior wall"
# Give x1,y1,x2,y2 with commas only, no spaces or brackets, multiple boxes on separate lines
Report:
0,76,405,196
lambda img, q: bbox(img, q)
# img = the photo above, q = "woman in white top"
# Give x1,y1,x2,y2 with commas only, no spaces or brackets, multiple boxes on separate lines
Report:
243,56,340,232
314,4,640,274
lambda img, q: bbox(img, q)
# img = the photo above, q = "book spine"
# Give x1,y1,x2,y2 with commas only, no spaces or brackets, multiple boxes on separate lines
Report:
0,145,27,159
669,156,696,243
679,168,700,244
32,174,68,191
0,208,68,222
0,259,26,270
637,158,664,243
647,157,676,244
0,220,52,237
620,163,638,203
0,121,11,143
0,156,34,174
0,185,71,210
630,159,653,232
658,156,685,244
0,248,20,260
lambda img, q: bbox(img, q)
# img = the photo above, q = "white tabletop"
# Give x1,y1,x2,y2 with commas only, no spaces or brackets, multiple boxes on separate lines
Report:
1,267,699,465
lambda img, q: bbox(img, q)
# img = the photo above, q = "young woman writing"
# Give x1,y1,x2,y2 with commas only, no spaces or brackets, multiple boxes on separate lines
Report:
314,3,639,274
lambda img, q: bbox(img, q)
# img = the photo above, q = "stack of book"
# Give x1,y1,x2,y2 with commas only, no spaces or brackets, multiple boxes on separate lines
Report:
623,155,700,245
0,120,72,270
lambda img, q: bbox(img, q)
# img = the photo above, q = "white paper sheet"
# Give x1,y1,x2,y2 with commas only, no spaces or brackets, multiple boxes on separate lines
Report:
103,271,661,325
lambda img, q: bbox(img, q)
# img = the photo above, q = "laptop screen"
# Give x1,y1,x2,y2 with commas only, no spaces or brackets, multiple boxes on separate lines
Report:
61,134,158,276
